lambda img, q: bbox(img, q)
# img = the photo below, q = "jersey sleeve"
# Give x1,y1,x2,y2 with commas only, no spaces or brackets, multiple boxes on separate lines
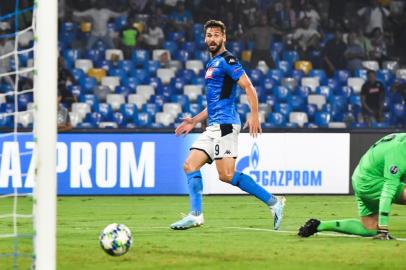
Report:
222,55,245,81
379,150,406,227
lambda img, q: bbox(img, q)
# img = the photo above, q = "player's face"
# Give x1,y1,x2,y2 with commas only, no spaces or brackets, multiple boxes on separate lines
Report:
205,27,225,55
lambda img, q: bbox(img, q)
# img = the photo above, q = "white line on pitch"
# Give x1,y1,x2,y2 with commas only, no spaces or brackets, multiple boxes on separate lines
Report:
224,226,406,241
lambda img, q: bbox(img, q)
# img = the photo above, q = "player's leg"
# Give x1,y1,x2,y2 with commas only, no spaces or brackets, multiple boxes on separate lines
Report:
214,124,285,229
170,132,214,230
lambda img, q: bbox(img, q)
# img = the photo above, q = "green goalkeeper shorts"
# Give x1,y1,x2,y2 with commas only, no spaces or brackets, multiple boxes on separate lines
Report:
352,178,405,217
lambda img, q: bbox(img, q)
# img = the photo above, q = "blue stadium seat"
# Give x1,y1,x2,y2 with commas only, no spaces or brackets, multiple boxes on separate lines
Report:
236,103,250,116
163,41,178,54
176,112,193,123
262,77,276,95
80,77,97,94
265,95,276,108
383,96,391,112
192,77,205,86
95,59,112,71
274,103,292,116
112,112,125,127
285,122,299,128
168,31,185,42
326,78,339,92
371,122,390,128
149,77,163,93
162,85,175,99
249,69,265,86
197,95,207,107
351,122,368,128
18,94,32,111
334,70,350,85
84,112,102,126
63,49,81,68
84,49,103,63
80,94,99,111
306,104,317,121
255,86,266,102
295,85,311,98
124,77,141,91
118,60,134,74
392,103,406,124
135,112,153,127
267,112,287,127
330,95,348,111
272,86,291,102
131,50,150,67
227,41,243,56
314,112,331,127
114,16,128,31
277,61,292,76
97,103,114,121
336,86,353,99
115,85,131,97
0,103,14,113
271,42,284,55
145,60,160,76
68,84,83,98
108,68,127,81
309,69,327,85
0,83,13,94
0,113,12,127
192,23,203,38
194,50,210,63
176,69,195,84
71,68,85,82
315,86,333,99
120,103,137,123
288,95,306,111
150,95,169,107
182,42,196,53
94,40,107,52
283,51,299,65
131,69,150,84
172,95,190,111
291,69,305,82
188,103,203,115
170,77,186,94
377,69,395,86
354,69,367,80
18,51,33,67
268,69,284,83
175,50,191,62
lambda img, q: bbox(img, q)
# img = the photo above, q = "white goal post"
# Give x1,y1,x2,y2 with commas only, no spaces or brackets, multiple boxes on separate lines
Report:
33,0,57,269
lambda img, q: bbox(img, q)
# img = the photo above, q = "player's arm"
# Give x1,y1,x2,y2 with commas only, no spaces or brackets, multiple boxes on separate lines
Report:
175,108,207,137
378,151,405,230
237,73,261,137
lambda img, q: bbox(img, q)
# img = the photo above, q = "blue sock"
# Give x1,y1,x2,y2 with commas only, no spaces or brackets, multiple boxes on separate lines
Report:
231,172,277,206
187,170,203,215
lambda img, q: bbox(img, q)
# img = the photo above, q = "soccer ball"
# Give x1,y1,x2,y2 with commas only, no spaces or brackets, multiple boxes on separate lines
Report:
99,223,132,256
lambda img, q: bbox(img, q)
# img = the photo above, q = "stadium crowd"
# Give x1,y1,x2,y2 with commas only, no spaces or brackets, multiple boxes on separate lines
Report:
0,0,406,129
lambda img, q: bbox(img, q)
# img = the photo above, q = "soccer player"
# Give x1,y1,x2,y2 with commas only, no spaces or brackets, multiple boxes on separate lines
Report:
170,20,286,230
298,133,406,240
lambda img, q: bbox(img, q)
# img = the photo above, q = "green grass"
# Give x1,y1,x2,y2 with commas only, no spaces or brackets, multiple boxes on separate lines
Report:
1,195,406,270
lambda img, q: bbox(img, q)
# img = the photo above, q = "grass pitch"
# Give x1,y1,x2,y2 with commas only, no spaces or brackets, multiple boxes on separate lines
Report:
1,195,406,270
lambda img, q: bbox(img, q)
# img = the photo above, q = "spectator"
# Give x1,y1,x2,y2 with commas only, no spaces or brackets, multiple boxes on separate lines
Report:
369,27,387,63
292,17,321,58
344,32,365,73
354,28,373,60
57,90,72,132
140,17,165,50
272,0,297,33
58,57,77,107
120,21,140,59
73,1,125,50
322,27,346,76
298,2,320,31
357,0,390,35
360,70,385,125
170,2,193,40
245,15,279,69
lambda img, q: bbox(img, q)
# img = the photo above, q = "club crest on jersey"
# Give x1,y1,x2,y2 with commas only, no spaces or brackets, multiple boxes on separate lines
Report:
205,67,214,79
390,166,398,174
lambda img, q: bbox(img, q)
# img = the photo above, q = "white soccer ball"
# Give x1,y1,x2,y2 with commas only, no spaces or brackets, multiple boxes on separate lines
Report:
99,223,132,256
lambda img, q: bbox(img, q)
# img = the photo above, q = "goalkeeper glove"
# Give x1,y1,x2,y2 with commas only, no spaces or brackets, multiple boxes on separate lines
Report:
373,228,395,240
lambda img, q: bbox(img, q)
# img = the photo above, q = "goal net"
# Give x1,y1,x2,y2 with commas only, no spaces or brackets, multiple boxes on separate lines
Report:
0,0,57,269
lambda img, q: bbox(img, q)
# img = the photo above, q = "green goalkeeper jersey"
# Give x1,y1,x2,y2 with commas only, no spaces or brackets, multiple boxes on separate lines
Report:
353,133,406,227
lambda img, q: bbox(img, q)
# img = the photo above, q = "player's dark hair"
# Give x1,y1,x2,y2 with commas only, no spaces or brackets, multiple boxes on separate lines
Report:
204,20,226,35
367,69,376,76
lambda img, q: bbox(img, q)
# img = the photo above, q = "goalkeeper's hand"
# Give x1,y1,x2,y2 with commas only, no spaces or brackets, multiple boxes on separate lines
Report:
373,228,395,240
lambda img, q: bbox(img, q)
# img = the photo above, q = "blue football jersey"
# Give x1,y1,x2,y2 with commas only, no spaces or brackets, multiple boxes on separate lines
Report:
204,50,245,126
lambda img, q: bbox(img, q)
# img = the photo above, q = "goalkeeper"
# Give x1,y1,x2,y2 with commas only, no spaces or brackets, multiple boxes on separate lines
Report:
298,133,406,240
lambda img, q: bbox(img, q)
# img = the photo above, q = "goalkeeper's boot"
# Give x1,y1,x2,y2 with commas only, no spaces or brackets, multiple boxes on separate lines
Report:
270,196,286,230
298,218,320,237
170,213,204,230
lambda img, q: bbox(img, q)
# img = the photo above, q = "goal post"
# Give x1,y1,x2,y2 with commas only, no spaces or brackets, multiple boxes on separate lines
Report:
33,0,58,268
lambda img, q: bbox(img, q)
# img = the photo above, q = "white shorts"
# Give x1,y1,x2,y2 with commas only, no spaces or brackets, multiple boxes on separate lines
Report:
190,124,241,164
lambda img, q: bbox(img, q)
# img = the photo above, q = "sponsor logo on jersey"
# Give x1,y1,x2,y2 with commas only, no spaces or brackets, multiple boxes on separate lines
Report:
224,150,231,155
390,165,398,174
205,67,214,79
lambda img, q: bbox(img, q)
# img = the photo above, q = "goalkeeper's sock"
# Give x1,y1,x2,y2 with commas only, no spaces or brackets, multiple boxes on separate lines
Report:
187,170,203,216
318,219,377,236
231,172,277,206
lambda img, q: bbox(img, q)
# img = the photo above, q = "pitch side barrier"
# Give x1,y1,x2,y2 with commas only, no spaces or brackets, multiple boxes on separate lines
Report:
0,128,400,195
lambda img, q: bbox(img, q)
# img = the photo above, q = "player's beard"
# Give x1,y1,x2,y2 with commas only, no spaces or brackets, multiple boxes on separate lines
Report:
207,41,223,55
